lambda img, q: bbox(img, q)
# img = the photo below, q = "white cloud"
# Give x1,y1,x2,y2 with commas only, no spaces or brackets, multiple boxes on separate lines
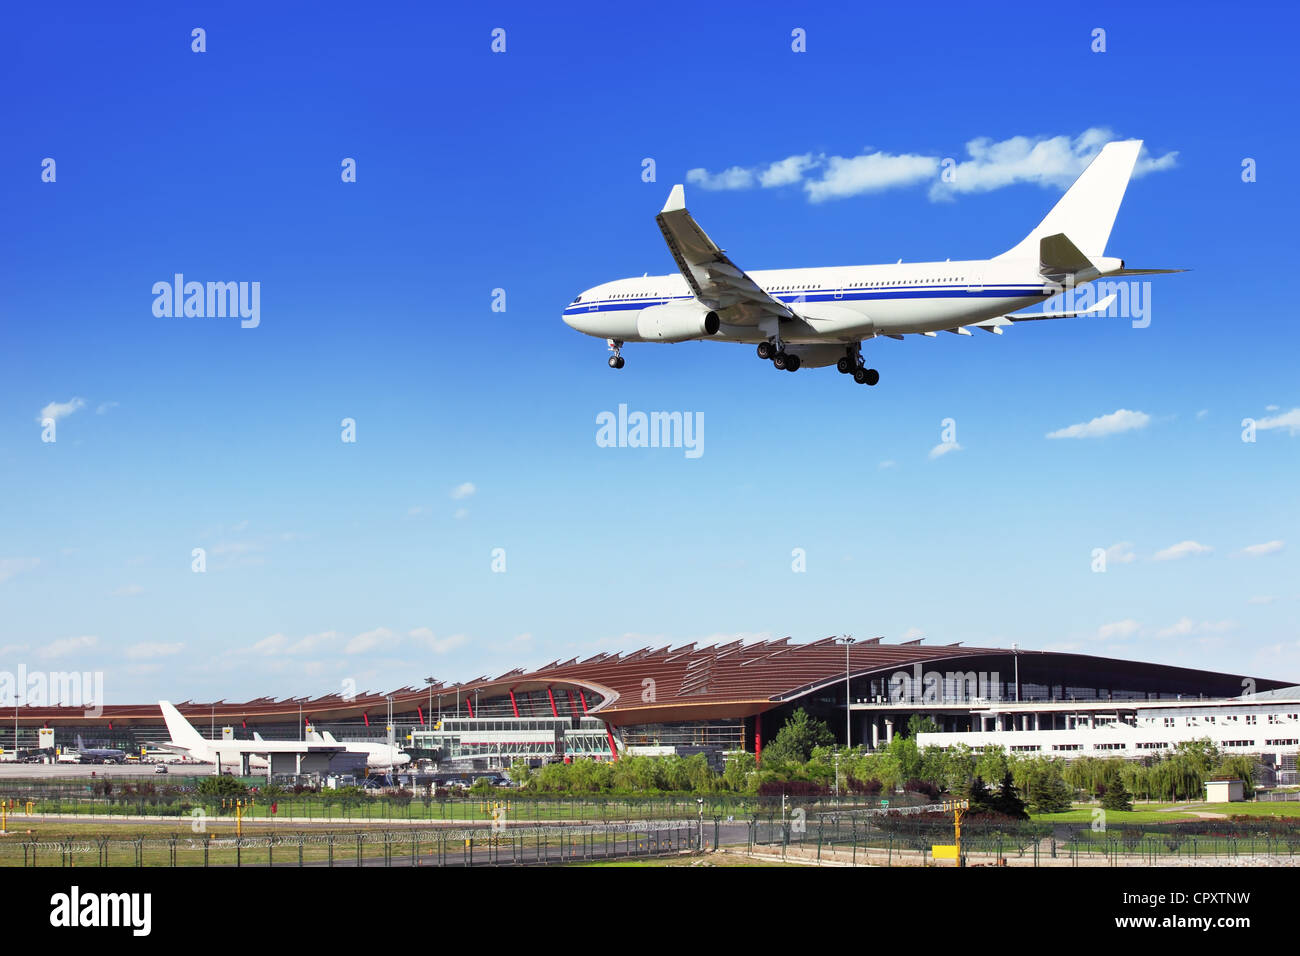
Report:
1046,409,1150,439
1196,409,1209,420
250,630,339,656
1255,408,1300,436
344,627,396,655
125,642,184,659
1155,618,1236,639
1154,540,1213,561
0,557,40,584
407,505,429,517
96,401,119,415
804,152,939,203
1238,540,1284,557
1096,619,1141,641
900,627,926,641
878,460,897,470
408,628,468,654
682,129,1177,206
450,482,476,500
1104,542,1137,565
930,129,1177,200
37,397,86,423
453,508,469,520
1247,595,1278,605
928,441,963,459
40,635,98,659
112,584,145,597
758,153,817,188
685,165,756,190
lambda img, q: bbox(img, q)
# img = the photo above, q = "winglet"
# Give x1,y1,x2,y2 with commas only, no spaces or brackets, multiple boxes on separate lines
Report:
662,184,686,213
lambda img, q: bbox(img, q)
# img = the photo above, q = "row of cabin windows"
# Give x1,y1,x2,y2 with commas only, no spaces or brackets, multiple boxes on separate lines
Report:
601,278,970,297
585,277,971,301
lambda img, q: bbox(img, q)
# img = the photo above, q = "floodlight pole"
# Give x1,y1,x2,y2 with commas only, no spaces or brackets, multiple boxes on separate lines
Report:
838,637,856,749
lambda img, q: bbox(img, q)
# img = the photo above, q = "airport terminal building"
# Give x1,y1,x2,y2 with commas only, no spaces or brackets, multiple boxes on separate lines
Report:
6,637,1297,776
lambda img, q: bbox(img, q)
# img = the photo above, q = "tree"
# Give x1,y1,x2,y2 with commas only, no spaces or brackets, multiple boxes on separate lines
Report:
992,770,1029,819
1026,765,1073,814
1100,776,1133,811
196,776,248,798
966,775,995,813
507,759,533,788
762,709,836,764
905,714,940,737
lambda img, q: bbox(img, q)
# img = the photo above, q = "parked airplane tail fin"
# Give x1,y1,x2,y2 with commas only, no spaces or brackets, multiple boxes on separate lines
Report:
76,734,85,750
158,700,208,753
996,140,1143,262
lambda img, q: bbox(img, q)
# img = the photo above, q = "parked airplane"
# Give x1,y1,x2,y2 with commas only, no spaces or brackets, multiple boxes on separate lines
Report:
74,735,126,764
304,730,410,771
155,701,343,773
563,140,1181,384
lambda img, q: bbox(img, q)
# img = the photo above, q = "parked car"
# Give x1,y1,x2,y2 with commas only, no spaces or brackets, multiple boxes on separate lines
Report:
154,764,169,774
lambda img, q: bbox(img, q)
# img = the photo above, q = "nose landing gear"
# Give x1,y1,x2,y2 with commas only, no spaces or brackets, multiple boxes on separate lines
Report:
607,339,625,369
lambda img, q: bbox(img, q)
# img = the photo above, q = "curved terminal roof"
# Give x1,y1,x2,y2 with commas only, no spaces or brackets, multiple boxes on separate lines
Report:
11,637,1291,727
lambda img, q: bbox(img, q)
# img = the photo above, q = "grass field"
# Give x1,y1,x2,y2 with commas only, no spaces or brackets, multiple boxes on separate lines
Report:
1029,801,1300,823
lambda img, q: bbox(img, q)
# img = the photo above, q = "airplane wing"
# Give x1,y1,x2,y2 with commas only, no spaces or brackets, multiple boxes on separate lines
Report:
655,185,793,327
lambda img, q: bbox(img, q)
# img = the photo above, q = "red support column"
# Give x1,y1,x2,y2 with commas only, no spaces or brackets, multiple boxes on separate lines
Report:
362,712,369,727
578,690,589,715
755,721,762,766
546,687,559,717
604,723,618,761
509,690,520,719
466,695,475,718
417,706,425,726
566,690,578,715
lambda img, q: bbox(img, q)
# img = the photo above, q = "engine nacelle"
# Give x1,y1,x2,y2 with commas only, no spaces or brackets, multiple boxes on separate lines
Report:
635,301,721,342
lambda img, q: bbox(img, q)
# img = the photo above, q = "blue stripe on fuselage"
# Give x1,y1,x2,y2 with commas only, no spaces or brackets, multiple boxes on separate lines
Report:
565,286,1050,314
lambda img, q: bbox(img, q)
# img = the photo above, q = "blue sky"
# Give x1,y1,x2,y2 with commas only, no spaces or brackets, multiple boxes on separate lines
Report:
2,2,1298,704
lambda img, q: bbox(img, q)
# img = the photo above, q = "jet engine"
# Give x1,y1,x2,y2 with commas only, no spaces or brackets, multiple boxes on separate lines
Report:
635,300,721,342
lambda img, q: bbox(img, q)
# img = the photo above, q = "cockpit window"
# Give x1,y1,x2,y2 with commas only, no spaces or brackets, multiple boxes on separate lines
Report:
572,294,582,303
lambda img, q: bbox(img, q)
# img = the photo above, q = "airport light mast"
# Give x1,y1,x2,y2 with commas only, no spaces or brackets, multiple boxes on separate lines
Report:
837,636,856,748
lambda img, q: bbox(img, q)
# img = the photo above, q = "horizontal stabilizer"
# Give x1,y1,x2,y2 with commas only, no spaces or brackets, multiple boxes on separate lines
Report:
1107,267,1187,276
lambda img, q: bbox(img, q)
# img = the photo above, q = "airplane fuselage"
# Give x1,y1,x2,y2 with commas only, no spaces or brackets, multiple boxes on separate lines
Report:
564,259,1054,347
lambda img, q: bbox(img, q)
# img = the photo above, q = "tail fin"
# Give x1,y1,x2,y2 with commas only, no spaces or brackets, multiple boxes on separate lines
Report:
996,140,1143,261
323,731,340,744
76,734,85,750
158,700,208,754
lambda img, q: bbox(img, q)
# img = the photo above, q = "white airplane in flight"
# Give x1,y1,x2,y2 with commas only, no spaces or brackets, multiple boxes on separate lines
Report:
562,140,1181,385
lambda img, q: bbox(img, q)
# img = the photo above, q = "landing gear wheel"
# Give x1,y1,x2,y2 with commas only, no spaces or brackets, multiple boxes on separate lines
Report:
757,341,776,360
608,355,625,369
852,367,868,385
836,356,853,374
785,354,801,372
864,368,879,386
772,352,788,370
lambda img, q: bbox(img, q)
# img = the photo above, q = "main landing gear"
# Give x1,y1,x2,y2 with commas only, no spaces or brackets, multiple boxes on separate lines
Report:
757,340,801,372
607,339,625,369
836,345,879,386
